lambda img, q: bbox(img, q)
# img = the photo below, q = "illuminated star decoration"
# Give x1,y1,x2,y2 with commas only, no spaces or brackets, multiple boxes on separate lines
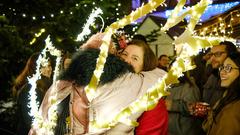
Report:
87,0,217,132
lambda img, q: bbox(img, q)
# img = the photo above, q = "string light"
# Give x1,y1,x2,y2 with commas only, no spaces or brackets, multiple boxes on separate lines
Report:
194,35,236,45
195,9,240,39
76,8,103,42
30,28,46,45
30,36,61,135
0,1,111,21
28,36,52,130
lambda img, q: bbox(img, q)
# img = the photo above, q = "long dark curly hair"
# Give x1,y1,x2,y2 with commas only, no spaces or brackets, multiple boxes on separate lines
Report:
58,48,133,86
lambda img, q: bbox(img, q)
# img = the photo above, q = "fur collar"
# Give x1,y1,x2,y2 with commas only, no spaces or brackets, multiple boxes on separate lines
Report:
58,49,133,86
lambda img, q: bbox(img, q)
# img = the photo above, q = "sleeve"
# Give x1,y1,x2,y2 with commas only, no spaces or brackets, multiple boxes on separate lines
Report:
202,74,218,104
134,68,167,96
168,99,190,115
135,99,168,135
167,83,201,115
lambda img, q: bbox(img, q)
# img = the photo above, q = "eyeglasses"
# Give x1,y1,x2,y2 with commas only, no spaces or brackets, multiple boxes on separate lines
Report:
219,65,239,73
209,51,226,57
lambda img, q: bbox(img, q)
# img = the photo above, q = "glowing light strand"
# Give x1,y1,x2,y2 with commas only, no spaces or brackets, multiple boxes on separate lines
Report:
30,28,45,45
28,38,49,127
76,8,103,41
37,36,61,135
195,10,240,38
44,37,62,82
29,36,61,135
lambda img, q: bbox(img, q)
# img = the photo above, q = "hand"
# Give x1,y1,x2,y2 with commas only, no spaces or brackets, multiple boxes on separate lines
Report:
28,128,37,135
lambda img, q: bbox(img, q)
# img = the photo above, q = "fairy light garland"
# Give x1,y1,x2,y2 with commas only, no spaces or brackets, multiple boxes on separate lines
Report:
193,35,236,44
52,57,61,82
36,36,61,135
76,8,103,41
1,1,104,21
28,38,50,128
161,0,186,32
29,36,62,135
195,10,240,39
44,36,62,82
30,28,46,45
161,0,212,33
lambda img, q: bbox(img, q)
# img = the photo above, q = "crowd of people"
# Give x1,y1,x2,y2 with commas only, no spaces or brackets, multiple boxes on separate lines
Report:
10,33,240,135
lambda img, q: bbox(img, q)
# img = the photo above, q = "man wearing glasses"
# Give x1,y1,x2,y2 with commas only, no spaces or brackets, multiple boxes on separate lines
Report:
202,41,237,107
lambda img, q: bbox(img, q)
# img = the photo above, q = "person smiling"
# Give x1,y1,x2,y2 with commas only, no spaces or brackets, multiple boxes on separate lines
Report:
120,39,168,135
204,51,240,135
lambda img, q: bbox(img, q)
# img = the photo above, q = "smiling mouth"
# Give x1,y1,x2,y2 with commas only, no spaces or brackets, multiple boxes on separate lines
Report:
221,77,227,80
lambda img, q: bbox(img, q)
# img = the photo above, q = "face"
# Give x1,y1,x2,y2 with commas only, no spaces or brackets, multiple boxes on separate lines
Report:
220,58,239,88
209,45,227,69
159,56,169,68
40,61,52,78
120,44,144,73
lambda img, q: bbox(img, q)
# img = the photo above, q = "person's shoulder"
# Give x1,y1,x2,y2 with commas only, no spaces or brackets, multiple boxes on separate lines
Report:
221,100,240,117
141,68,167,76
225,100,240,111
155,68,167,73
118,68,167,82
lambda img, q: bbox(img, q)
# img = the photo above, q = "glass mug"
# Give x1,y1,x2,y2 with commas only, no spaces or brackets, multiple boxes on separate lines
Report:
188,102,210,117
